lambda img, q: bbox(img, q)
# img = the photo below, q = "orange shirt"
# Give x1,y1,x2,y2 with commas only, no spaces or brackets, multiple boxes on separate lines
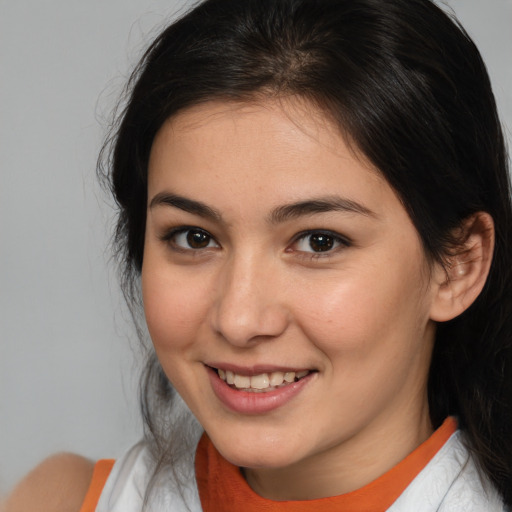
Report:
81,417,456,512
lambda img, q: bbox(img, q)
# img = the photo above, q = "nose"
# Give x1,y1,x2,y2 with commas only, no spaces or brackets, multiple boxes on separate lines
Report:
209,253,289,347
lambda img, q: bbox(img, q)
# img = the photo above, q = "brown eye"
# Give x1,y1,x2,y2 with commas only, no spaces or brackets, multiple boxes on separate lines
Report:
169,228,219,250
292,230,350,254
308,233,334,252
187,229,211,248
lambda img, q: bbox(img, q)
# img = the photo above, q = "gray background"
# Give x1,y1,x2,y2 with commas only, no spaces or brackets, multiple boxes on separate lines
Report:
1,0,511,496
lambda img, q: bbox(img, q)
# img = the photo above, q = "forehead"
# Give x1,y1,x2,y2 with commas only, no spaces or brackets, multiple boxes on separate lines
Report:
148,98,387,199
156,98,360,157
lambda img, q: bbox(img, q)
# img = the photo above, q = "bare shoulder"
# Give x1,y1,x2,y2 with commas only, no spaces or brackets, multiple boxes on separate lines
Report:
4,453,94,512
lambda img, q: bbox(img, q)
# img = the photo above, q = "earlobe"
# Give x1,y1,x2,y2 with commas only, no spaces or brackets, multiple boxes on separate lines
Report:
430,212,495,322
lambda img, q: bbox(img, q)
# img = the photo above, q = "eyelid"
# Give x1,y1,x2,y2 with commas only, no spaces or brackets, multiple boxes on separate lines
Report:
159,225,193,242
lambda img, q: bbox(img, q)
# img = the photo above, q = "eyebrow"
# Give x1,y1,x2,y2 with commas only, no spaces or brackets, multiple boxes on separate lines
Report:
268,196,376,224
149,192,375,224
149,192,222,222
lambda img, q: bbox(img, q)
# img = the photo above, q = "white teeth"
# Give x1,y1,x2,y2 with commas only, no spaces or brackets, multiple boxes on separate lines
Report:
283,372,296,383
233,374,251,389
269,371,284,387
217,368,311,391
250,374,269,390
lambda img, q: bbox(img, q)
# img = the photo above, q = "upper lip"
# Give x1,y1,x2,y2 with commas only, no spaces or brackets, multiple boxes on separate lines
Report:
205,363,314,376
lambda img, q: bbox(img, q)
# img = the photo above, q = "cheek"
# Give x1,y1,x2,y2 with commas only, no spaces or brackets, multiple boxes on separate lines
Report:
293,259,431,358
141,260,210,354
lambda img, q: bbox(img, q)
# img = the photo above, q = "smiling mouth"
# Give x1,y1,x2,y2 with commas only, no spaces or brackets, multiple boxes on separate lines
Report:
212,368,314,393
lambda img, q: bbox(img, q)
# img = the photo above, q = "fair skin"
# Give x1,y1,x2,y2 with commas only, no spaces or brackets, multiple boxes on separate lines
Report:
6,98,494,509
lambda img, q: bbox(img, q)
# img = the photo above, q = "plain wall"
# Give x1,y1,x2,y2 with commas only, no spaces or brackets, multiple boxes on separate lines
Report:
1,0,511,496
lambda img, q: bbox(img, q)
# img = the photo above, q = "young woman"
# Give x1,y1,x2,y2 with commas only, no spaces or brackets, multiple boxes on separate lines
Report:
6,0,511,510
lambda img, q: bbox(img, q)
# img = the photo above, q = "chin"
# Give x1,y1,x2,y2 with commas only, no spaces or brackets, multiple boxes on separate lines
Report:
211,431,304,469
223,450,299,470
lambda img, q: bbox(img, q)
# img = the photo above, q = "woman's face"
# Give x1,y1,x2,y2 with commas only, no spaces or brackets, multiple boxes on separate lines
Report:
142,99,441,497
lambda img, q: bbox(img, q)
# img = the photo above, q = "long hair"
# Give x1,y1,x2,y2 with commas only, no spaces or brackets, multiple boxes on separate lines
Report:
99,0,512,504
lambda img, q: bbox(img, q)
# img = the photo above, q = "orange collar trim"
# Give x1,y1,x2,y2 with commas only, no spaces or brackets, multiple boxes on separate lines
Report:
79,459,116,512
195,417,457,512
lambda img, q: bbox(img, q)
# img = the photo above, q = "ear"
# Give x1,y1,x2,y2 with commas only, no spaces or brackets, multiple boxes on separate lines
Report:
429,212,494,322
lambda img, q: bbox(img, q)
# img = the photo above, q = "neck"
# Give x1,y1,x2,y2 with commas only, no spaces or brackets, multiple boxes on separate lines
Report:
243,402,433,501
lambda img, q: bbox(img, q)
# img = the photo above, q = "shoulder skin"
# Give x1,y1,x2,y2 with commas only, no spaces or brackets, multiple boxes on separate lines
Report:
4,453,94,512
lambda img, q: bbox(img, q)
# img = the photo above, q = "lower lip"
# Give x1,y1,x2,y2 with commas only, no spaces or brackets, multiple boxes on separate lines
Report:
207,366,315,414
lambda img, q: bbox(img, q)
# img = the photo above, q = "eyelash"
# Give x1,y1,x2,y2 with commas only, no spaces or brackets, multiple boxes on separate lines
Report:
160,227,351,257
